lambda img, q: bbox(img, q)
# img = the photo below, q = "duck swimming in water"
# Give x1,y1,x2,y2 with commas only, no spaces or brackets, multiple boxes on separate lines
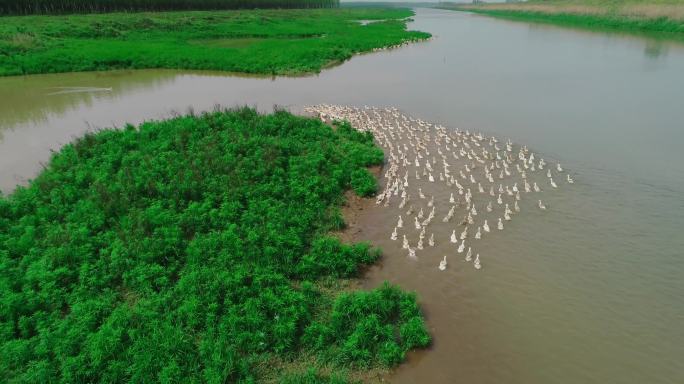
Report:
475,226,482,239
397,215,403,228
483,220,490,233
439,255,447,271
533,182,541,192
567,174,574,184
391,227,398,240
497,218,504,230
429,233,435,246
465,247,472,261
457,240,465,253
450,230,458,243
538,200,547,210
474,254,481,270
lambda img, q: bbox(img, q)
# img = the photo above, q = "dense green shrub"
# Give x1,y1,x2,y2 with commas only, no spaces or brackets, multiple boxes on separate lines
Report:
0,108,428,382
350,169,378,197
297,237,380,279
280,368,352,384
303,282,431,368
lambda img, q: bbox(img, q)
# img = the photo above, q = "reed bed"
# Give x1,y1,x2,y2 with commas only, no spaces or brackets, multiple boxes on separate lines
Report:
443,0,684,35
0,0,340,15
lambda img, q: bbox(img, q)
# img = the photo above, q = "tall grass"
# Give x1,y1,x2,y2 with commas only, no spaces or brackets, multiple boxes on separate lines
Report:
442,0,684,35
0,0,340,15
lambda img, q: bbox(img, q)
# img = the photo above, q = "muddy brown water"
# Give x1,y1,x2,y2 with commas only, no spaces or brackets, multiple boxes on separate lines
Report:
1,8,683,384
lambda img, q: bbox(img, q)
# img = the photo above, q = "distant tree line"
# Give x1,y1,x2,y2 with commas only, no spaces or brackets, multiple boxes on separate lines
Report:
0,0,339,15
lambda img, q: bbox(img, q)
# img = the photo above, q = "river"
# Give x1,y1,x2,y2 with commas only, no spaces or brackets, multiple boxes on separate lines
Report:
1,8,682,384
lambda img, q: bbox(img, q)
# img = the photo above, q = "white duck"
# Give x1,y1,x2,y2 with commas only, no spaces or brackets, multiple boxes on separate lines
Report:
474,254,482,270
483,220,490,233
497,218,504,230
439,256,447,271
450,230,458,243
391,227,398,241
538,200,547,210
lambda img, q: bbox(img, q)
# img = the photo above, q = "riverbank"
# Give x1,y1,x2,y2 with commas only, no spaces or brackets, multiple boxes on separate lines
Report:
0,108,430,382
441,0,684,36
0,8,430,77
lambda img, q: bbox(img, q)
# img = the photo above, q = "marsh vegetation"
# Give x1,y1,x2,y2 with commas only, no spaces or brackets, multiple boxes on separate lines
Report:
0,108,430,382
444,0,684,36
0,8,430,76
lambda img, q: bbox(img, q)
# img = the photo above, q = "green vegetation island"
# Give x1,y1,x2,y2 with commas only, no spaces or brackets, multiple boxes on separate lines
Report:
0,8,430,77
441,0,684,37
0,108,431,382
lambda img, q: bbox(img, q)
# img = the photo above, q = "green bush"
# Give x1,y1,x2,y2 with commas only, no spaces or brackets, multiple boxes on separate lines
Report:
280,368,352,384
304,282,431,368
0,108,428,382
350,169,378,197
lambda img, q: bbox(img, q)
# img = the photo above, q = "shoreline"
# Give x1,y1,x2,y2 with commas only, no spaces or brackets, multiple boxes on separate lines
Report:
306,104,572,383
440,1,684,38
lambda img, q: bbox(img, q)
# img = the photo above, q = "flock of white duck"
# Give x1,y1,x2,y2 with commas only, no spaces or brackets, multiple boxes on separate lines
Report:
304,105,573,272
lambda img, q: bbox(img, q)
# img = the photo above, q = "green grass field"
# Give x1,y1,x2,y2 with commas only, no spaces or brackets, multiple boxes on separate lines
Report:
442,0,684,36
0,108,431,383
0,8,430,77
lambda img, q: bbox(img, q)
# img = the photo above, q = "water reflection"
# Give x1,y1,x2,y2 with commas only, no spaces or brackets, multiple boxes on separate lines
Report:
0,70,178,130
644,39,669,58
521,15,684,60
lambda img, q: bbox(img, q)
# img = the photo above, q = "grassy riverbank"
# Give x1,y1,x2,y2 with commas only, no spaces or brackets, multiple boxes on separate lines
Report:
0,8,430,77
443,0,684,36
0,108,430,382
